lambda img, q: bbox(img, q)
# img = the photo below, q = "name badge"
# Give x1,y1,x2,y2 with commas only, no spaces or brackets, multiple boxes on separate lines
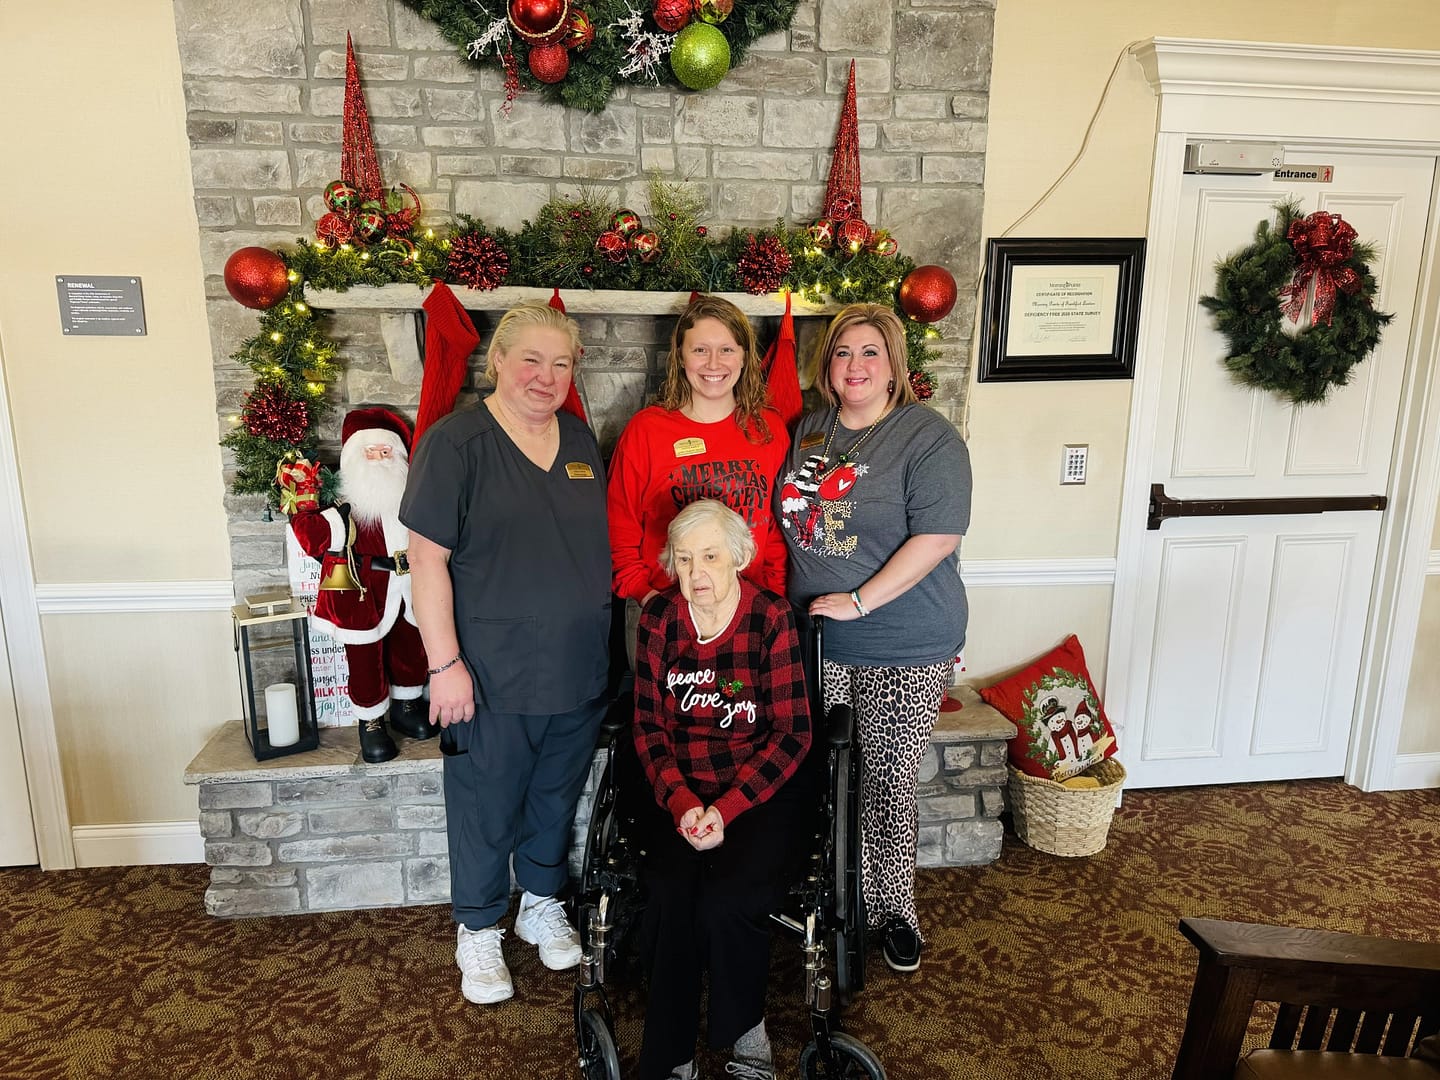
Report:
673,437,707,458
565,462,596,480
799,431,825,449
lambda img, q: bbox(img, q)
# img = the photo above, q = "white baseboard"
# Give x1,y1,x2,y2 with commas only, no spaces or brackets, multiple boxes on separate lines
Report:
71,821,205,867
1388,752,1440,790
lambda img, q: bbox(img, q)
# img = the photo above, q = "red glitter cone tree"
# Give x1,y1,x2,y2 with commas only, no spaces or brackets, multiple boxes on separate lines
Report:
822,61,862,224
341,33,383,203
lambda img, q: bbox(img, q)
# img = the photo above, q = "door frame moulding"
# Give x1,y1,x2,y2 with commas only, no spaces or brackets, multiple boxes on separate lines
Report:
0,341,74,868
1108,38,1440,792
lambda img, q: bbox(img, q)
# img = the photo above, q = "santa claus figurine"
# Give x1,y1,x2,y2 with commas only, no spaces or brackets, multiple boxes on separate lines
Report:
288,407,435,762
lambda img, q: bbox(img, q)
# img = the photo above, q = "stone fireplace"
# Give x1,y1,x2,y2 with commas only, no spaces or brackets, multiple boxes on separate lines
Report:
174,0,998,912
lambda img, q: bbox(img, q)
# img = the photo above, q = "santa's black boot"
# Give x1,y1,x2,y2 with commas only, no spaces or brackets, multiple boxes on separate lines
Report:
389,697,439,741
358,716,398,763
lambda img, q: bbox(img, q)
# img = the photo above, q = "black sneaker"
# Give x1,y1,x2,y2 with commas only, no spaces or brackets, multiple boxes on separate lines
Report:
882,918,921,972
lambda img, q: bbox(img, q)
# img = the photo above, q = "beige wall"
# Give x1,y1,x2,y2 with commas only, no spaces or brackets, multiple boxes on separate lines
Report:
0,1,236,827
975,0,1440,756
2,0,1438,846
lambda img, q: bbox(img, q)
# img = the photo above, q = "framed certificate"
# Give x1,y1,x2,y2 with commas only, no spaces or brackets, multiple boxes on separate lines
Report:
978,238,1145,381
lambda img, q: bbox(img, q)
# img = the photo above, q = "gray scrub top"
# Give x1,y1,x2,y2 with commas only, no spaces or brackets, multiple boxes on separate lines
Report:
400,401,611,715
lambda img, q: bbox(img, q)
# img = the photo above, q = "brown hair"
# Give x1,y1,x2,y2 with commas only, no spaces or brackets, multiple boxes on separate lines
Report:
814,303,917,409
485,302,582,383
656,294,772,443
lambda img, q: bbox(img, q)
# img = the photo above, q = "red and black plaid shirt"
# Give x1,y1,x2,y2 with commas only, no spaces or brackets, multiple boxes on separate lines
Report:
633,578,811,827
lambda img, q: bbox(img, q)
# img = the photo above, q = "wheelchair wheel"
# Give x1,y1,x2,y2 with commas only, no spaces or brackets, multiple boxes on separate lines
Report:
799,1033,886,1080
577,1008,620,1080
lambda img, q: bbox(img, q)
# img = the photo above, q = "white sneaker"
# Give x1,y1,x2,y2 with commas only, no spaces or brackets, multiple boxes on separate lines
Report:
513,893,583,970
455,924,513,1004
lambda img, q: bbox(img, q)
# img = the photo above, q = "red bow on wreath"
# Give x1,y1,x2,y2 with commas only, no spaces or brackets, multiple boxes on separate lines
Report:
1279,210,1363,327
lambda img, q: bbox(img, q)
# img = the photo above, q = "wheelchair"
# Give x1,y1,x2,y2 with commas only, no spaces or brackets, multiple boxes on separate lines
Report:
572,615,885,1080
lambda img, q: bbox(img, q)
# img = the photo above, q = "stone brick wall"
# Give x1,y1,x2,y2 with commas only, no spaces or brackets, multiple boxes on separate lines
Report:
170,0,992,594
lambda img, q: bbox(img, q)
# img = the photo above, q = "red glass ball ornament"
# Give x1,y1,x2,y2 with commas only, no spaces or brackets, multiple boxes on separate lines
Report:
696,225,708,237
223,247,290,310
610,209,642,237
630,230,661,263
595,230,629,264
838,217,872,250
808,218,835,249
899,264,958,323
566,8,596,50
652,0,690,32
696,0,733,23
323,180,358,213
528,42,571,83
509,0,571,44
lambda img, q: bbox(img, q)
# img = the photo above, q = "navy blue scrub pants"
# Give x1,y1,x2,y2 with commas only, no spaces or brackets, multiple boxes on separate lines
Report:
442,695,606,930
636,780,805,1080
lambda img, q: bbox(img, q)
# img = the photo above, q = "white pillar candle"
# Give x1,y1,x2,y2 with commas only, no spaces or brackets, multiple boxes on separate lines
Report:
264,682,301,748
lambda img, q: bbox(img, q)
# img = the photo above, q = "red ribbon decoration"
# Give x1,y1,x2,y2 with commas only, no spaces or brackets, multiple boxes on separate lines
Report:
1279,210,1363,326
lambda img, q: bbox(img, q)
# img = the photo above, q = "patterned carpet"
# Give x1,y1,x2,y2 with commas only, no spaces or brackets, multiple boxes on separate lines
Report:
2,779,1437,1080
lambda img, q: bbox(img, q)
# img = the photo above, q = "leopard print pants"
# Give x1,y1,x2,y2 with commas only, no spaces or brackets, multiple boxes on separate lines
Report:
821,659,951,939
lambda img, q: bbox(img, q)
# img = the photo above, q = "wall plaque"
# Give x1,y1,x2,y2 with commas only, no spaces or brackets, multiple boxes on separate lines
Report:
56,276,146,336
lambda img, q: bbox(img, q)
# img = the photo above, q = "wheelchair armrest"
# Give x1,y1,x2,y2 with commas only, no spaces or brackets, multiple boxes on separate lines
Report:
599,691,633,744
824,702,854,749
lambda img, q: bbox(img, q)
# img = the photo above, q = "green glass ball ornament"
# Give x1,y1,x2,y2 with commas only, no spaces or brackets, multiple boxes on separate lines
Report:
670,22,731,91
696,0,733,24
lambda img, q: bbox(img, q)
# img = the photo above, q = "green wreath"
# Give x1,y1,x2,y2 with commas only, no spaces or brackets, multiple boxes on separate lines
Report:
1199,201,1392,406
398,0,797,113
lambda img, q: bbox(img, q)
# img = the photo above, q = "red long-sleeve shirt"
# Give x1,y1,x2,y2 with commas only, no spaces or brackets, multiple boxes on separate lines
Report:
607,406,790,601
633,579,811,828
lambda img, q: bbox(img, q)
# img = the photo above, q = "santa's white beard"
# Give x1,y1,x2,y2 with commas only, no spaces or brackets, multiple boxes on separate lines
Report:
339,441,410,553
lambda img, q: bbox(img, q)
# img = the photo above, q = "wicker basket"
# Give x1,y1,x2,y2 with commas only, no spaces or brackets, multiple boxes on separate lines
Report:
1007,757,1126,857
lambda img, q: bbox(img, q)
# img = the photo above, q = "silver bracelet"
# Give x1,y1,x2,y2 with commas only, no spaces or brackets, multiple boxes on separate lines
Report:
427,653,463,676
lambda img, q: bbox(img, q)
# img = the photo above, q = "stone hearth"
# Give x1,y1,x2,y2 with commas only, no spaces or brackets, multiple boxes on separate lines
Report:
185,687,1014,917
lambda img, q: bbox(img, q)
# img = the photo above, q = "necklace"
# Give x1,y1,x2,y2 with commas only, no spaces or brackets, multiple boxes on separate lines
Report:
818,405,891,480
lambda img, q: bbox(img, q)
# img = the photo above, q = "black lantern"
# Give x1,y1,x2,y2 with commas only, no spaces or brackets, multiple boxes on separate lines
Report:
232,591,320,760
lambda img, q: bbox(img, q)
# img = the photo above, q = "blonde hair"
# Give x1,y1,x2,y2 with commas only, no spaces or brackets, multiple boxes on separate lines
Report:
815,303,917,409
656,294,772,443
485,302,582,383
658,499,756,578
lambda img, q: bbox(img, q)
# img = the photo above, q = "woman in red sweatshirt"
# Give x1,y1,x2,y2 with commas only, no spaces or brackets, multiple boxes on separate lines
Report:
608,294,790,665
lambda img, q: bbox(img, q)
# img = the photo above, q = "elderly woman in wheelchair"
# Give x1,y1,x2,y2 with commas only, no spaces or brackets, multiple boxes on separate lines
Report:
628,499,812,1080
575,499,885,1080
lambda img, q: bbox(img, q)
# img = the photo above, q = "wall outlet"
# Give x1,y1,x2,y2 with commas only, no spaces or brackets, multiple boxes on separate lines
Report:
1062,444,1088,485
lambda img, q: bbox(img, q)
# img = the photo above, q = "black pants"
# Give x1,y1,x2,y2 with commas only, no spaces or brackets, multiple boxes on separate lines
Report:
636,781,805,1080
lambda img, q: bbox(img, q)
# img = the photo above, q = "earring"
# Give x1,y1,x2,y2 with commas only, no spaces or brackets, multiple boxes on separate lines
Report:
887,379,896,394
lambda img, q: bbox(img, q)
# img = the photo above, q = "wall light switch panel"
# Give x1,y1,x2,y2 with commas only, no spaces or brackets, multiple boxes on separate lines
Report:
1062,444,1088,485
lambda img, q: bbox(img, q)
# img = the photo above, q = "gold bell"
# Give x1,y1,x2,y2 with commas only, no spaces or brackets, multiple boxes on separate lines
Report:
318,517,365,593
317,561,363,592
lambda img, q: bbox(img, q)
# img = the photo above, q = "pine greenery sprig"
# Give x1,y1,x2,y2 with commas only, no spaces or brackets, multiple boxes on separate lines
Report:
395,0,798,113
1200,200,1392,405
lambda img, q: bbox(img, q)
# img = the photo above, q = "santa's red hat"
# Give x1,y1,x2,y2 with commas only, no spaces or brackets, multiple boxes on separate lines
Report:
342,406,412,456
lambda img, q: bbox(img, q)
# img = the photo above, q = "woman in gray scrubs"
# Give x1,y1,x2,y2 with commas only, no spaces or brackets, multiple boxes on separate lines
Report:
400,302,610,1006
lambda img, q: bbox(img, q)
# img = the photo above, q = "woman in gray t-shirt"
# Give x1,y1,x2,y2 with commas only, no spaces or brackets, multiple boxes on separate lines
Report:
777,303,971,975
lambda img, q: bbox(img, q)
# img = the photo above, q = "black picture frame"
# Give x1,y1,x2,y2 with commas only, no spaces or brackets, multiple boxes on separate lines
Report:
978,237,1145,382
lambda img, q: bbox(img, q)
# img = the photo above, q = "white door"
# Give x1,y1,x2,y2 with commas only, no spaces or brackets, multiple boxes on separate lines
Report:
1123,151,1435,789
0,598,39,864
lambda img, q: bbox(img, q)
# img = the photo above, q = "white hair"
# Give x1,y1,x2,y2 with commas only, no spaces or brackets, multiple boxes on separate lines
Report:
658,500,756,578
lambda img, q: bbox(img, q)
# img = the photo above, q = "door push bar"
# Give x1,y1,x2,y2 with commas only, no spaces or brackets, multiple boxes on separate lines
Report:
1147,483,1387,531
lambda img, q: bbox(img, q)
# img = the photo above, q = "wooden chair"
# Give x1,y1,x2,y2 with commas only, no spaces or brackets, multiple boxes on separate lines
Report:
1172,918,1440,1079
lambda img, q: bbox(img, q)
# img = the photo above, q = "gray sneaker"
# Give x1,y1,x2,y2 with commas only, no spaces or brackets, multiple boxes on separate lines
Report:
455,924,512,1004
724,1062,773,1080
514,894,582,970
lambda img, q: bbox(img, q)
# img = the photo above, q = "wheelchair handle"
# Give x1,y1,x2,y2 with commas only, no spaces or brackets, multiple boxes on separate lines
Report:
811,613,825,671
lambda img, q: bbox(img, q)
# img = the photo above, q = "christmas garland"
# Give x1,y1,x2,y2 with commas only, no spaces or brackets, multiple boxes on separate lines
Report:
1200,201,1392,406
397,0,796,112
224,181,943,506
